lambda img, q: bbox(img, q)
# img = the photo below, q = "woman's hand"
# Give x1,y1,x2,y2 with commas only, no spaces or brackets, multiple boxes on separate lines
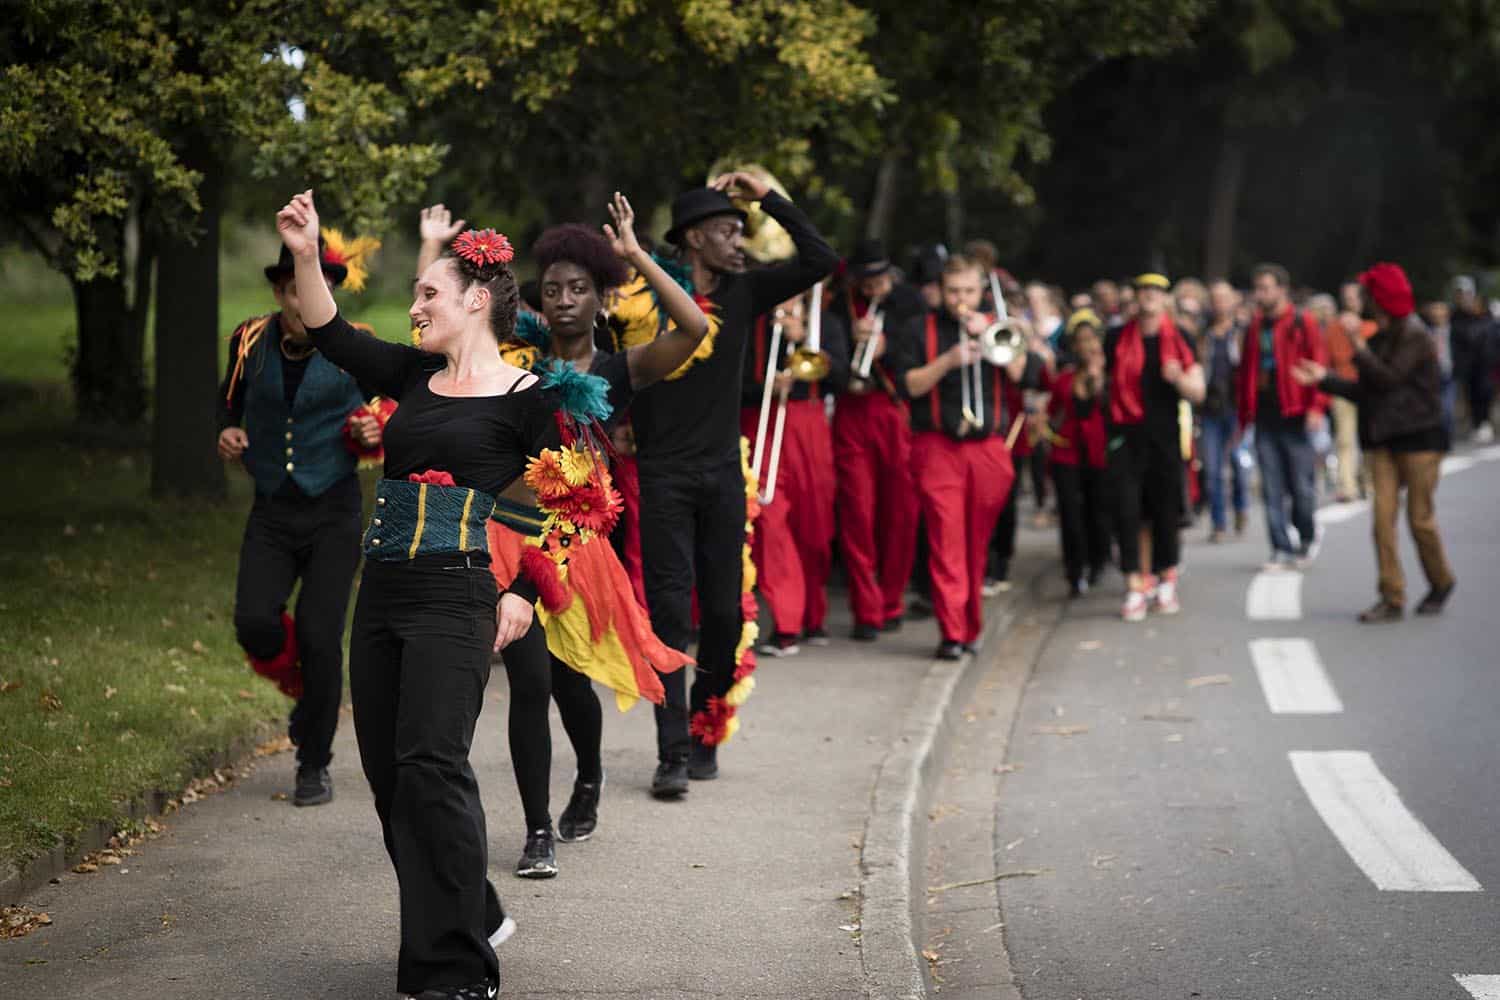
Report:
494,591,534,652
1292,358,1327,386
276,189,320,258
603,191,642,261
419,204,466,245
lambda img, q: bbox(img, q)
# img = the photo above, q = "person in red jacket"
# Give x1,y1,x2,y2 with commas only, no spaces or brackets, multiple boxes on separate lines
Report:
1239,263,1328,569
1047,311,1112,597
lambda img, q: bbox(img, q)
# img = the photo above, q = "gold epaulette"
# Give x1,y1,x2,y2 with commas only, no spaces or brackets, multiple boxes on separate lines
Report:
225,314,275,402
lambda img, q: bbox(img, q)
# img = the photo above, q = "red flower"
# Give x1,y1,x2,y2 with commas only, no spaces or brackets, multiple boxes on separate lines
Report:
452,228,515,267
733,648,757,681
689,697,737,746
554,483,623,535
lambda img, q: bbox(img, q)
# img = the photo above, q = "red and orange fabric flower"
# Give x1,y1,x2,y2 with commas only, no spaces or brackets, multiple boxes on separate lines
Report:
452,228,514,267
524,450,574,501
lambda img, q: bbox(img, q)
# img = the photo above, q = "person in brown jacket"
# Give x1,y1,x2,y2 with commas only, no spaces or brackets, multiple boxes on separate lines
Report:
1293,262,1456,623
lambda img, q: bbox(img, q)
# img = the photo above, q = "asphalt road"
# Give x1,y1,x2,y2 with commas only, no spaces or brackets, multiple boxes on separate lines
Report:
994,446,1500,1000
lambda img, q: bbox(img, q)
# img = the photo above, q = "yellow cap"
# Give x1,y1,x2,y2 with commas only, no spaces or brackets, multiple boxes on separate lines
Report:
1134,272,1170,290
1066,308,1102,334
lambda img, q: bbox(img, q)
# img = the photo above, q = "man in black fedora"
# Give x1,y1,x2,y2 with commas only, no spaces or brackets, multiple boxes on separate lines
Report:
217,232,385,807
620,171,836,796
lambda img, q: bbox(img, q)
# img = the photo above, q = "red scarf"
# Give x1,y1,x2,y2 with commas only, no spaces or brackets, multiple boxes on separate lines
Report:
1109,312,1192,425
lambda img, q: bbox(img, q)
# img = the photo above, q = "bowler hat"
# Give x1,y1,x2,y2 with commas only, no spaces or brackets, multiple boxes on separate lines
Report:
265,235,347,287
849,239,892,279
665,187,746,245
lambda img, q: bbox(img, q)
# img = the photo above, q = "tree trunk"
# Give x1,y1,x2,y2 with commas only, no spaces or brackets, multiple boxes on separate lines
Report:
71,269,149,426
866,150,902,242
1202,131,1245,281
944,184,964,251
151,134,226,500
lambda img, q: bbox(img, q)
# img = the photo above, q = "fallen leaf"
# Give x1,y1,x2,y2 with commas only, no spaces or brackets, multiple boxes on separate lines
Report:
104,686,117,700
993,763,1020,774
38,690,63,712
1092,853,1118,868
270,792,289,801
191,640,206,654
921,949,941,963
72,862,98,874
838,923,861,933
1033,724,1090,736
0,906,53,940
1078,639,1103,651
0,680,21,693
237,690,254,700
163,683,187,694
1186,674,1233,688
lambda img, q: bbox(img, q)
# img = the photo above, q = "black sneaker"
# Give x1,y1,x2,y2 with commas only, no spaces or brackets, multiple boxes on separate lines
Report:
881,616,904,633
1358,600,1403,624
851,622,880,642
557,776,603,842
651,757,690,798
293,766,332,807
935,641,965,661
687,740,718,781
407,984,498,999
515,827,558,879
803,627,831,647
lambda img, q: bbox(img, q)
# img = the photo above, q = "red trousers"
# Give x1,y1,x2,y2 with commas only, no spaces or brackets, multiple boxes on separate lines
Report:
740,399,837,635
912,432,1015,644
833,391,919,628
611,454,649,610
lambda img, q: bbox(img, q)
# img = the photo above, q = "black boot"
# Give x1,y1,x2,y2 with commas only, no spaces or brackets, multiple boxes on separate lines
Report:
293,765,332,807
688,739,719,781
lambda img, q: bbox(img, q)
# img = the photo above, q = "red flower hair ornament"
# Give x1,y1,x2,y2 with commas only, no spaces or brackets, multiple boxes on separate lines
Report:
452,229,515,267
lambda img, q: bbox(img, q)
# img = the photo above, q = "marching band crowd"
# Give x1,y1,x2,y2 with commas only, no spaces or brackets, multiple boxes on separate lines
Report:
213,176,1474,999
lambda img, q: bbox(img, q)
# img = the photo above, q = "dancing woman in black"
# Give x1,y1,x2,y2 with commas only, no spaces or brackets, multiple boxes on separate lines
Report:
276,189,546,1000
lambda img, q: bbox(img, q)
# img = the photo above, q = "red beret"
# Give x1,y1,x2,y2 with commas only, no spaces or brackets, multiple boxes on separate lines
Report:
1358,262,1414,319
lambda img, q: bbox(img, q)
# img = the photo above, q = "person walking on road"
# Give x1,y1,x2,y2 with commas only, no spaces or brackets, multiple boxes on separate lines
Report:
1239,263,1328,569
1293,262,1456,623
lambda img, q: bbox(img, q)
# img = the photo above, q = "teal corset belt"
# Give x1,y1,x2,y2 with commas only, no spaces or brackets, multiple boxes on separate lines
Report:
489,496,548,535
363,479,494,561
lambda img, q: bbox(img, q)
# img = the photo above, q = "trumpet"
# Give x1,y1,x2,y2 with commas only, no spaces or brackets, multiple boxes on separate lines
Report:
751,284,832,504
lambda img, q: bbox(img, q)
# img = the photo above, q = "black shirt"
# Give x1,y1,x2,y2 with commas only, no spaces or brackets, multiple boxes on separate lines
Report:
886,309,1043,440
629,191,838,470
740,308,851,405
306,313,559,497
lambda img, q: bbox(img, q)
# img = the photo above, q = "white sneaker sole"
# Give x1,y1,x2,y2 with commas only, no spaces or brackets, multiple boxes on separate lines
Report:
488,915,516,948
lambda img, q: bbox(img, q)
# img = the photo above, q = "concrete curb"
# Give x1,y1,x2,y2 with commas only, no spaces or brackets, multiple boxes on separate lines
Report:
859,564,1048,1000
0,719,281,907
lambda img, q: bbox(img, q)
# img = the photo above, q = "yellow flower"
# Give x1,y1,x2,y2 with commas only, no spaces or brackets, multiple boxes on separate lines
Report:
559,446,594,487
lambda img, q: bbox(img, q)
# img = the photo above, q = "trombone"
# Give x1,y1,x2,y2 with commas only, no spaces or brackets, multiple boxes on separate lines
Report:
751,283,832,504
850,295,885,386
957,298,1028,436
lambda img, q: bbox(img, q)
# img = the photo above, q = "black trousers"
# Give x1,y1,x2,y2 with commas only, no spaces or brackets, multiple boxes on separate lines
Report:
501,624,604,833
233,478,362,769
1110,425,1182,575
1051,463,1111,585
349,555,516,994
638,457,746,760
988,478,1020,580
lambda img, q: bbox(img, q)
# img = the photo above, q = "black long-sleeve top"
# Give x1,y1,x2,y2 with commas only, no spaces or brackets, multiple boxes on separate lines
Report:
740,307,851,406
886,308,1043,441
304,313,560,498
629,191,838,469
835,282,926,396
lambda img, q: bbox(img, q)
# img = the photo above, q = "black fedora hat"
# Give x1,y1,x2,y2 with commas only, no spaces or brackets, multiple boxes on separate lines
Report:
264,234,348,287
665,187,747,245
849,239,892,279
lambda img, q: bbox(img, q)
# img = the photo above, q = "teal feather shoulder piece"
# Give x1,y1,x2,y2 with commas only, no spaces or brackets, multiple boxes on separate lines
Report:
514,311,550,348
538,357,613,424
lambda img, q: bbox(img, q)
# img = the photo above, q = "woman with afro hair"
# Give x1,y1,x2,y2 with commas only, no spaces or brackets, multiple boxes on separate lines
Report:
413,194,713,880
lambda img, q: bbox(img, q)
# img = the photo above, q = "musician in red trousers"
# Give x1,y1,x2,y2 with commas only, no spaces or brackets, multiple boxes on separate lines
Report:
741,293,850,654
888,254,1041,660
832,240,926,640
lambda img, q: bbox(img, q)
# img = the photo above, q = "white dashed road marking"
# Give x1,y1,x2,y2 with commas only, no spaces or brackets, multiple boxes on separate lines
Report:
1249,638,1342,714
1442,455,1477,476
1455,975,1500,999
1289,751,1482,892
1246,571,1302,620
1315,500,1369,525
